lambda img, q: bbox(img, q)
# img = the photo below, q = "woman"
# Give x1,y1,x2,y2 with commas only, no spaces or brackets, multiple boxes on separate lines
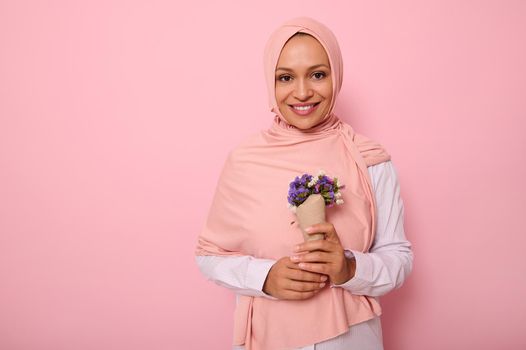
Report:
195,17,413,350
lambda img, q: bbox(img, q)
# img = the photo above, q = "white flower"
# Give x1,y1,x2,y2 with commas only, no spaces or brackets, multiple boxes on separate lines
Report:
317,169,325,177
334,178,339,186
335,192,342,198
288,203,297,213
307,179,316,187
336,199,344,205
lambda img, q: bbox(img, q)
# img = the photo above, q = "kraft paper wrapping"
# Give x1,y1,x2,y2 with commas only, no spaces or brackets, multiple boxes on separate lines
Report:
296,193,326,241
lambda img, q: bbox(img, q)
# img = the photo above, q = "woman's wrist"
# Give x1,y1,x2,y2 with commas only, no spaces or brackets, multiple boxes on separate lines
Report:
338,256,356,285
347,254,356,281
344,249,356,281
332,250,356,285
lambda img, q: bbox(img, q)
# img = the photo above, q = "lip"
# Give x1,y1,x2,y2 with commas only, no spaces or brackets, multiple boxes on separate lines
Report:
288,102,321,116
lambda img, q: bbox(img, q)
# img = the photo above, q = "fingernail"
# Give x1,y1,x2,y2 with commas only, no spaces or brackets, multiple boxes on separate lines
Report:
321,276,328,282
320,283,326,288
290,255,299,261
305,227,313,233
293,245,300,252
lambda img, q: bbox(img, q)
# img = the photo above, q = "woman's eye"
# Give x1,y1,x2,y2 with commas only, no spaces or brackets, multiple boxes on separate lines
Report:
277,75,292,82
312,72,326,80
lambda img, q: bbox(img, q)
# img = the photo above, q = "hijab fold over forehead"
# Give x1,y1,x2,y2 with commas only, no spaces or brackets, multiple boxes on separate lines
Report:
196,17,391,350
263,17,343,123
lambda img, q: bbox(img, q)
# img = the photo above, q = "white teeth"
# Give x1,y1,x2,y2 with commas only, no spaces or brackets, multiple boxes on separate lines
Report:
293,104,314,111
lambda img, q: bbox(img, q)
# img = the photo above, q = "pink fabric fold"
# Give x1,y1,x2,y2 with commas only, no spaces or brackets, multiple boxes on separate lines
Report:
196,17,391,350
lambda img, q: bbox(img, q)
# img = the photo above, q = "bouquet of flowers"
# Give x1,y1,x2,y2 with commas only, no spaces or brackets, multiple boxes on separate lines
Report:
287,170,345,241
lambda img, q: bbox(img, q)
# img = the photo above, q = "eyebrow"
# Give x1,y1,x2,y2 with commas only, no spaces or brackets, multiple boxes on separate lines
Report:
275,64,330,72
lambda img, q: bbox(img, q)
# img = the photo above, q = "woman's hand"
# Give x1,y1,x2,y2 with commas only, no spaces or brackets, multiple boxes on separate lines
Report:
262,257,328,300
291,222,356,285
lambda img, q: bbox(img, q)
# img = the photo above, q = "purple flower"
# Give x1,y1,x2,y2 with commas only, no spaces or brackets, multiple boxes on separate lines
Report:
287,171,345,208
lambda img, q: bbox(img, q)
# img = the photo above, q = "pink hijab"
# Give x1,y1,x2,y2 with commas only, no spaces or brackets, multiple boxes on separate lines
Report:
196,17,391,349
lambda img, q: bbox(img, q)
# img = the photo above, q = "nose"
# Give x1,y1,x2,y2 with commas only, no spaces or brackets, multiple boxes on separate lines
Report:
293,78,314,100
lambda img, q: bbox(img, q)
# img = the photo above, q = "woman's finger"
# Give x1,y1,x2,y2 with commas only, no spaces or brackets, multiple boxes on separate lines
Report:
264,257,330,300
287,267,328,283
296,258,352,285
297,262,329,275
284,279,326,292
290,251,333,264
294,239,339,254
303,222,341,244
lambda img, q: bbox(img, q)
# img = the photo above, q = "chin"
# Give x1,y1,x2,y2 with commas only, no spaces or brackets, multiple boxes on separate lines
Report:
295,121,319,130
284,116,325,130
280,105,329,130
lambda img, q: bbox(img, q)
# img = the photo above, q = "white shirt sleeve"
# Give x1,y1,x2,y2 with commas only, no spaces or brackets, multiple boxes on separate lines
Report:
195,160,413,299
331,160,414,296
194,254,278,299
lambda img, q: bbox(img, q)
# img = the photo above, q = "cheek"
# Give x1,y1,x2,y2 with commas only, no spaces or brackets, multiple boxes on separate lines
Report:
274,87,286,103
275,85,292,103
321,82,333,99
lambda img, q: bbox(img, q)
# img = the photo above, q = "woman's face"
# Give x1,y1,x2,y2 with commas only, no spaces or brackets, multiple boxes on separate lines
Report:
275,34,333,130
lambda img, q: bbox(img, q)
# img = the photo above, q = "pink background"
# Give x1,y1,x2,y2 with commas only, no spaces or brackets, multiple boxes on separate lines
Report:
1,1,525,349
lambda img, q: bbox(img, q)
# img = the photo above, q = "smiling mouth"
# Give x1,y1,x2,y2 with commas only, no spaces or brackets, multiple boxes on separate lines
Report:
288,102,321,116
289,102,321,111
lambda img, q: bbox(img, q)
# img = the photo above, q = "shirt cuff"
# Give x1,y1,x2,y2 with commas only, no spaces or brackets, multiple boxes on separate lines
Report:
245,258,278,299
330,250,372,291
